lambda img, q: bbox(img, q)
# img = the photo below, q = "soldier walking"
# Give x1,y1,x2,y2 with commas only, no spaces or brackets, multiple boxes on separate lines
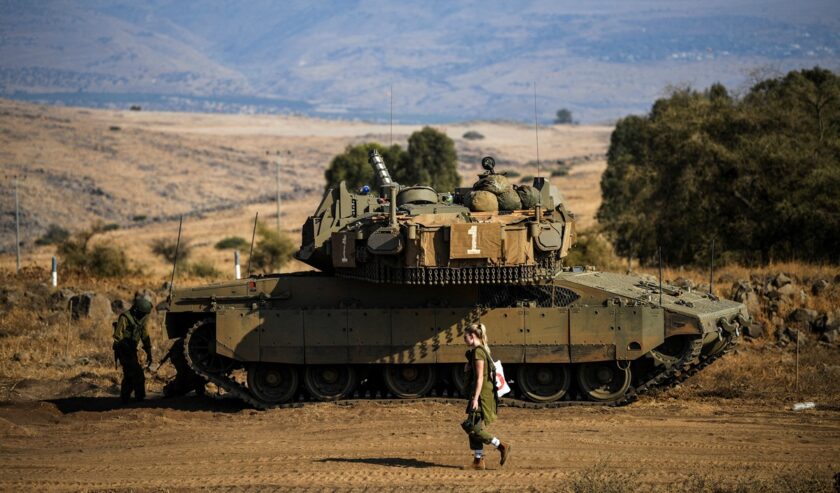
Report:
113,298,153,403
461,323,511,470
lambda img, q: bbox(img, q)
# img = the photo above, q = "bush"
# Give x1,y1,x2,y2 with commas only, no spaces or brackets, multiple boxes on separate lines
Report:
550,168,569,177
565,228,618,269
249,223,296,274
56,225,130,277
35,224,70,246
151,237,193,265
519,175,534,184
554,108,573,124
505,170,521,178
215,236,249,250
599,67,840,265
131,215,147,222
188,259,222,278
102,223,120,232
462,130,484,140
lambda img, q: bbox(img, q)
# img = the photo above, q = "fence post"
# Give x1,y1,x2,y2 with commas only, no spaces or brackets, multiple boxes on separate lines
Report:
234,250,241,280
51,256,57,287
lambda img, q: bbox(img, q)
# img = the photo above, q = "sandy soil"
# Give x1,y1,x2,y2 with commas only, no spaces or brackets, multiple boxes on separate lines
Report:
0,397,837,492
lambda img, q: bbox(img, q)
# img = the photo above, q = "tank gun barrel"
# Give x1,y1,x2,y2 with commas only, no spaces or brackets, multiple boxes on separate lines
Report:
368,149,395,193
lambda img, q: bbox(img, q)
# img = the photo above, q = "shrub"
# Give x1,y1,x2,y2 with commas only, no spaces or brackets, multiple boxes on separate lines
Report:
505,170,521,178
564,228,618,269
554,108,573,124
188,259,222,278
249,223,296,274
131,215,147,222
151,237,193,265
35,224,70,246
215,236,249,250
519,175,534,184
56,225,130,277
102,223,120,232
462,130,484,140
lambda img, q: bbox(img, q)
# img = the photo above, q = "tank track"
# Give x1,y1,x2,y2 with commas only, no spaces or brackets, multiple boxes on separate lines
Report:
334,256,560,285
183,319,738,410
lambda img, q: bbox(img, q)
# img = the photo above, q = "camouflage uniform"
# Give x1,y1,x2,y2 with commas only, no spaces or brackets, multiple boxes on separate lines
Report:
113,299,153,402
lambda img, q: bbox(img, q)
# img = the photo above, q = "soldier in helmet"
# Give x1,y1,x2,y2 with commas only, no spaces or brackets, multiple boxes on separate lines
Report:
112,297,153,403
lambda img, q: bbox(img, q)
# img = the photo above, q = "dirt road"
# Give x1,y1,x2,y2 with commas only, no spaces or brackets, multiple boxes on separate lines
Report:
0,396,837,492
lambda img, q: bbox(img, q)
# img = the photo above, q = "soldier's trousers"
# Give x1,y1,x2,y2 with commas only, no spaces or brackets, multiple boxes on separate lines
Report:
462,411,494,451
117,344,145,402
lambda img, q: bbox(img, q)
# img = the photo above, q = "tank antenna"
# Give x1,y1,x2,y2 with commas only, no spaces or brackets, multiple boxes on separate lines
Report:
658,246,663,307
167,215,183,302
247,211,259,278
709,238,715,295
533,81,541,178
390,83,393,146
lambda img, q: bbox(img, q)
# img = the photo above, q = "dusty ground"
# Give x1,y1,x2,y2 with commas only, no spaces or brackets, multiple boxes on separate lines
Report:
0,396,837,492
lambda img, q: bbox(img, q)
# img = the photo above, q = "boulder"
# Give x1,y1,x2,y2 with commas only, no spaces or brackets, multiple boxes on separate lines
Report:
49,289,76,310
743,321,765,339
770,315,786,331
772,273,792,288
811,279,830,296
68,292,113,321
788,308,819,325
819,329,839,344
784,327,808,344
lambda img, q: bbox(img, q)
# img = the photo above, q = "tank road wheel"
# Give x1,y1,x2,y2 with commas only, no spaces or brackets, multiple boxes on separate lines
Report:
450,364,468,396
304,365,357,401
247,363,299,405
576,363,632,402
517,364,572,402
186,320,234,375
383,365,437,398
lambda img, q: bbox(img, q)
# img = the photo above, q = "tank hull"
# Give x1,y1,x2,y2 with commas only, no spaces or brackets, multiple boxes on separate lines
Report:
164,270,746,407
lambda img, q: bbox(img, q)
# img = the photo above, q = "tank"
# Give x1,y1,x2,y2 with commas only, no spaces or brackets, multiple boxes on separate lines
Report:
163,151,748,407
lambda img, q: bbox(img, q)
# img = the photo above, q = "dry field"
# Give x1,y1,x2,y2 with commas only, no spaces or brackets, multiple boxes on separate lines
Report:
1,102,839,492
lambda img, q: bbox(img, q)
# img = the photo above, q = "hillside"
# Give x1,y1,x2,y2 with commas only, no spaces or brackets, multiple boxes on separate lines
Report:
0,99,611,276
2,1,839,122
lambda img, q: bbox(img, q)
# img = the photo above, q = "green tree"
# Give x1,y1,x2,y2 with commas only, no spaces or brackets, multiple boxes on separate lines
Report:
554,108,573,124
324,142,403,191
398,126,460,190
598,67,840,265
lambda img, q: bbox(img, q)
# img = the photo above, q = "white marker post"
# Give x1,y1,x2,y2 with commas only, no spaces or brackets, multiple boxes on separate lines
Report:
51,256,57,287
234,250,241,280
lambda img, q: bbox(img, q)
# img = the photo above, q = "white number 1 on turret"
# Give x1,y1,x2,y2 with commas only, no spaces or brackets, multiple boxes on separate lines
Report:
467,225,481,254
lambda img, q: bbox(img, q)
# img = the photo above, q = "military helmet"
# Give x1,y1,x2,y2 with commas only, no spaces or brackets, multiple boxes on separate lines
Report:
132,297,153,314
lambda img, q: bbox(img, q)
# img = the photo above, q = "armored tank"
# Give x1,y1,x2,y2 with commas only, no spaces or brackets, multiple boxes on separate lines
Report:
163,150,748,407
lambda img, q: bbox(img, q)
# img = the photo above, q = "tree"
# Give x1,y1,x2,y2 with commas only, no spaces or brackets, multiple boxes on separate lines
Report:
398,126,460,191
554,108,573,124
324,142,403,191
324,127,460,192
598,67,840,265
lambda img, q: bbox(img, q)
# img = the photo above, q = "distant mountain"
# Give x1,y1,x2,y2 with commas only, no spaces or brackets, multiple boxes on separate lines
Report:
1,0,838,122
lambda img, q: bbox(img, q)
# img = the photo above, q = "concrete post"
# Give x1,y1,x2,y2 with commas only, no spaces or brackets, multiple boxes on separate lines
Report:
234,250,241,280
51,256,57,287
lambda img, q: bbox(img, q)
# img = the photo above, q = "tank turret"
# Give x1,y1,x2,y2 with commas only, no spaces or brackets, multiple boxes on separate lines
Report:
296,150,576,284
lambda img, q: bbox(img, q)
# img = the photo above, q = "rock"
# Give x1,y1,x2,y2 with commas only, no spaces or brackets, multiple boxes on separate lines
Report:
788,308,819,325
773,273,792,288
819,329,839,344
771,315,785,331
68,292,113,320
730,280,752,302
784,327,808,344
111,299,129,314
811,279,830,296
777,283,798,298
774,328,790,345
743,321,765,339
48,289,76,310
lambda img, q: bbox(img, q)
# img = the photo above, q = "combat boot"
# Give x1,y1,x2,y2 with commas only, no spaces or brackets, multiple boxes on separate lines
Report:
498,442,512,466
468,457,486,470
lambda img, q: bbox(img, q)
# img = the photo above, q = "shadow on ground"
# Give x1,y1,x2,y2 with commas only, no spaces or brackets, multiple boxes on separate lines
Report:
47,394,251,414
318,457,461,469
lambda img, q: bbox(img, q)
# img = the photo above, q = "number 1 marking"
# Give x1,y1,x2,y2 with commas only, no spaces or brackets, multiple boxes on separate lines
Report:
467,225,481,254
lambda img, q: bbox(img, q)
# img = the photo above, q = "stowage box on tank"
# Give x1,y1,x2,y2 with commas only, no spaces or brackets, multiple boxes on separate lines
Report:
164,150,748,407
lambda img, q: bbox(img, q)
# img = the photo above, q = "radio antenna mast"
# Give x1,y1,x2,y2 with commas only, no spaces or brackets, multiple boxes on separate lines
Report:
389,83,393,146
533,81,541,178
